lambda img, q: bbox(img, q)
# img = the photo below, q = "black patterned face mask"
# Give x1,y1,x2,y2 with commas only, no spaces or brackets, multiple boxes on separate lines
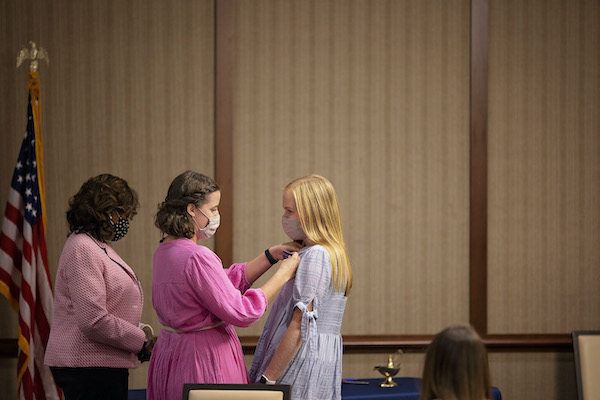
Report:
110,215,130,241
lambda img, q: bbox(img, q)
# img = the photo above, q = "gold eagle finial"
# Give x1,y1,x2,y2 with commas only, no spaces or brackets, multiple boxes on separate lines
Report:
17,41,49,72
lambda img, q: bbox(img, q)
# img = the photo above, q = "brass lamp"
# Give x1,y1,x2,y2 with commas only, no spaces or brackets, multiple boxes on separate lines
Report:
374,349,403,387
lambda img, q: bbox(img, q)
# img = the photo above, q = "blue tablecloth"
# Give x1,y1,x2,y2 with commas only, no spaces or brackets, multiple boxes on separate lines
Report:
342,377,421,399
342,378,502,400
128,389,146,400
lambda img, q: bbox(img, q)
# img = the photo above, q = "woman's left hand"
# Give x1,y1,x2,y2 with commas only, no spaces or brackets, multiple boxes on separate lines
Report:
269,241,304,261
138,324,156,362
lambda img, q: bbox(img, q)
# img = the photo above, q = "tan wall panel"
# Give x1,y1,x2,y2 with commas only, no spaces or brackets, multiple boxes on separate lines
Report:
233,0,471,337
0,0,214,391
488,0,600,333
489,352,576,400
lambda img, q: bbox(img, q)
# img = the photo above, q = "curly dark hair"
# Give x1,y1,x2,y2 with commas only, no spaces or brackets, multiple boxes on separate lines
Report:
155,170,220,239
67,174,139,242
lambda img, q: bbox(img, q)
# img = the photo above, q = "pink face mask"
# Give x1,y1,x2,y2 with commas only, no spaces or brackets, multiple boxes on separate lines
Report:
281,216,305,241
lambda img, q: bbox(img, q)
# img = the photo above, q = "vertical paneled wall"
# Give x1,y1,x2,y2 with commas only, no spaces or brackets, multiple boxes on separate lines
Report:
233,0,471,337
483,1,599,398
487,0,600,333
1,0,215,392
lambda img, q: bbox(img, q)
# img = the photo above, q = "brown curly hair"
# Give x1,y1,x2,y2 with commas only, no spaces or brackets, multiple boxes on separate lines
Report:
67,174,139,242
155,170,220,239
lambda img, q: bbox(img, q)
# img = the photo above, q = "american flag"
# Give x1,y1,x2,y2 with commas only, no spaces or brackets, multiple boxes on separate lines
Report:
0,72,60,400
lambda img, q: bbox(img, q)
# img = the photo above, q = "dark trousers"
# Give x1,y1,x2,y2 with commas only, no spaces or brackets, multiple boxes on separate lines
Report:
50,367,129,400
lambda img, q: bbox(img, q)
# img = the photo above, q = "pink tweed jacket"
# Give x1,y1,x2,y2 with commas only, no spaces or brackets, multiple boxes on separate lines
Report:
44,232,146,368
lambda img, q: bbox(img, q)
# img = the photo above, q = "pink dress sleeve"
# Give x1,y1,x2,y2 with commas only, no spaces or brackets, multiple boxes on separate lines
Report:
224,262,253,293
184,250,267,328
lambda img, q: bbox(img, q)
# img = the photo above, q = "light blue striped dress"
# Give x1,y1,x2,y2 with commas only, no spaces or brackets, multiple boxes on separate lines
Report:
249,245,347,400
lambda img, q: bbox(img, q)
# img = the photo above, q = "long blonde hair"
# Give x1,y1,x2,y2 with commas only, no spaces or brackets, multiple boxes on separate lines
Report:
285,175,352,295
420,325,491,400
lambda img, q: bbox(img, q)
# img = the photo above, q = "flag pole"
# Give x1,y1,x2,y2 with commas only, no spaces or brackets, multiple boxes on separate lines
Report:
17,42,49,233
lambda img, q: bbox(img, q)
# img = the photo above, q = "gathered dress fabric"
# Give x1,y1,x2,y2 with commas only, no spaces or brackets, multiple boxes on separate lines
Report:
147,239,268,400
249,245,348,400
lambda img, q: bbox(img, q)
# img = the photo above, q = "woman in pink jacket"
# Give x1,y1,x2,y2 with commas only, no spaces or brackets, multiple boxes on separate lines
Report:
45,174,154,400
147,170,301,400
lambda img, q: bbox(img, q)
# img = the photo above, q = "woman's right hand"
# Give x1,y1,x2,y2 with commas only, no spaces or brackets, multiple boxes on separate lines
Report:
277,252,300,281
268,241,304,261
260,252,301,303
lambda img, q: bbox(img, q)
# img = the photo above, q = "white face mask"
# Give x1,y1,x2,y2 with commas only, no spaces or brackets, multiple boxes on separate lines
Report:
281,216,305,241
190,207,220,240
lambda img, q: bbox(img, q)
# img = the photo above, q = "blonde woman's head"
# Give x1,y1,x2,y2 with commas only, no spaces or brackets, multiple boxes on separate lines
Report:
284,175,352,295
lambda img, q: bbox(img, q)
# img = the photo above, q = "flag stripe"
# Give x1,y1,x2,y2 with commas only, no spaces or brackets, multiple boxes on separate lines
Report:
4,202,23,230
34,326,55,400
1,216,25,272
37,220,52,285
35,280,51,341
0,269,20,310
18,284,33,338
1,230,23,265
34,364,48,400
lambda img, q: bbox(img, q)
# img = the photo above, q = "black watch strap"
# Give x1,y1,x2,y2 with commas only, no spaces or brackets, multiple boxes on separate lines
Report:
265,249,278,265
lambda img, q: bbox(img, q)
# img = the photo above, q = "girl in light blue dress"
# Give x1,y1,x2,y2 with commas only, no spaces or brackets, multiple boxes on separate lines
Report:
250,175,353,400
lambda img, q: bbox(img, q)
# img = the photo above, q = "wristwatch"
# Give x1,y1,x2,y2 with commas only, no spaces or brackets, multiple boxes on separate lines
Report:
260,374,276,385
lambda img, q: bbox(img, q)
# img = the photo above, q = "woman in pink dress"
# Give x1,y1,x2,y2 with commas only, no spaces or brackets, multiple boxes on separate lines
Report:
147,170,301,400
